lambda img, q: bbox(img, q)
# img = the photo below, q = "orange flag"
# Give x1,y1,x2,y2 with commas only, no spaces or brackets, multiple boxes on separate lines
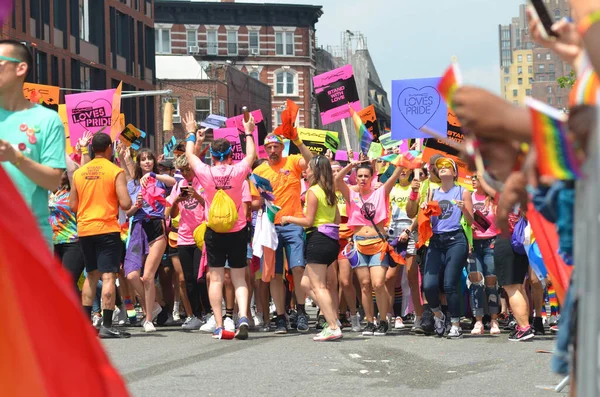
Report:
0,167,130,397
417,202,442,249
273,99,299,140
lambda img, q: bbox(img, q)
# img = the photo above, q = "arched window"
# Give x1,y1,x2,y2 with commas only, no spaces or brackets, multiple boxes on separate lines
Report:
274,70,296,95
249,71,260,80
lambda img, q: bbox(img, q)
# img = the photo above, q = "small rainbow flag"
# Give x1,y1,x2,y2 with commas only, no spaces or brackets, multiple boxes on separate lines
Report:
438,62,462,110
526,98,582,180
349,104,373,155
570,67,599,106
379,152,421,169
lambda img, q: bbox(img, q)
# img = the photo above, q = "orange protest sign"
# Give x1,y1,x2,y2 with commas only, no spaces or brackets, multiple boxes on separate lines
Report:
58,104,73,155
357,104,380,141
110,82,123,140
422,111,473,189
23,83,60,105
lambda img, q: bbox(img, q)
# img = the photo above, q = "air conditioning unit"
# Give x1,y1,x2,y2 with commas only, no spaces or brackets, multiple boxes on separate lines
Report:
172,115,181,124
188,46,200,54
250,48,260,55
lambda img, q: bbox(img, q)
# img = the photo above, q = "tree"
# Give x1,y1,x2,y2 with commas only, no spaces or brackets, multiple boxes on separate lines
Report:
557,70,576,89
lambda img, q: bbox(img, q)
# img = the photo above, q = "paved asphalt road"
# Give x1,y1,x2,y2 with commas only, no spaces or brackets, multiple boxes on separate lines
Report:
103,315,567,397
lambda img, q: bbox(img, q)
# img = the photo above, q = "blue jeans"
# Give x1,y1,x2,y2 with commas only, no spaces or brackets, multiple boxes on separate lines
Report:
552,274,575,375
469,237,499,317
423,230,468,322
275,224,305,274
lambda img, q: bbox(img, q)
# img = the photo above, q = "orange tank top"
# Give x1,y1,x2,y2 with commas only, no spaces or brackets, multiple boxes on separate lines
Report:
73,157,124,237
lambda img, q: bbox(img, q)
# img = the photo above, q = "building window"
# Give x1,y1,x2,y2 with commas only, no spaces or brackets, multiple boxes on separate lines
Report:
504,76,510,84
546,53,551,60
554,9,561,20
517,66,522,74
80,65,90,90
187,29,197,48
155,28,171,54
275,32,294,56
548,97,553,105
163,97,180,122
207,30,218,55
529,77,534,84
503,67,510,74
275,71,295,95
502,30,510,39
538,64,545,72
547,86,553,94
195,97,211,122
526,89,532,96
250,70,260,80
517,54,522,62
227,31,238,55
549,73,555,81
537,53,541,60
275,109,284,126
528,66,533,74
249,31,259,53
513,89,518,97
518,78,523,85
527,54,532,62
558,97,563,105
549,64,555,73
79,0,89,41
219,99,226,116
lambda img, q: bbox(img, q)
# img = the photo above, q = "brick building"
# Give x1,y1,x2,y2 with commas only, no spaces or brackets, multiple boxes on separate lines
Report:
1,0,157,145
155,55,271,155
154,0,323,131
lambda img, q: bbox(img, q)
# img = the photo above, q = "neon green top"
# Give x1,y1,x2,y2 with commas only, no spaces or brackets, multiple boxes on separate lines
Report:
305,185,336,229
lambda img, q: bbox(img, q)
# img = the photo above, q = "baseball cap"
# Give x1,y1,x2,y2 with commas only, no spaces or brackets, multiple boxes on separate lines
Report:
158,159,174,169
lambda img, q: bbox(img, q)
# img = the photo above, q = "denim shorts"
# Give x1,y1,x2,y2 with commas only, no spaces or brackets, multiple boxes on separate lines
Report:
274,224,306,274
354,236,389,268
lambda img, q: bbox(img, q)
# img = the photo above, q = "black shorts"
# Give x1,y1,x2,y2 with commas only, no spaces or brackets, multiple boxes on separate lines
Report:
161,245,178,267
141,218,166,244
205,226,248,269
495,236,529,286
79,232,123,274
305,231,338,266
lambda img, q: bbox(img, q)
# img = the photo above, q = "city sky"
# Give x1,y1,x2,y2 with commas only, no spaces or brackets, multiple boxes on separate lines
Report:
238,0,528,95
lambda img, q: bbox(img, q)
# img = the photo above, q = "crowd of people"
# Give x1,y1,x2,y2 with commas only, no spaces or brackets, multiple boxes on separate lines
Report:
2,1,599,386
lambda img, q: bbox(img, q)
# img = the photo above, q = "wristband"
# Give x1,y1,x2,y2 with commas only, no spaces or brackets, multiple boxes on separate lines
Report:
81,147,89,155
12,151,24,168
186,133,197,143
293,138,303,146
577,10,600,36
409,190,419,201
149,172,156,179
244,134,253,138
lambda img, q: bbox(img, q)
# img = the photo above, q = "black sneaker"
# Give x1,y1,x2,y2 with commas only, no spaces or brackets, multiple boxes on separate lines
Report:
504,314,517,331
373,321,389,336
362,322,376,336
533,317,545,335
156,306,169,326
316,315,327,330
508,325,535,342
99,326,131,339
340,314,351,329
274,316,288,334
287,310,298,329
235,317,250,340
296,312,309,332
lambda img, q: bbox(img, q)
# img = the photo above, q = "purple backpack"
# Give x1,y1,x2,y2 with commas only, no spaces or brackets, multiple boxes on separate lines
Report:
511,217,527,255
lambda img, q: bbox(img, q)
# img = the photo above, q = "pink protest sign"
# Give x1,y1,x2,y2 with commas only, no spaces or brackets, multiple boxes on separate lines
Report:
213,128,245,164
335,150,359,162
65,88,116,147
313,64,361,125
225,109,267,158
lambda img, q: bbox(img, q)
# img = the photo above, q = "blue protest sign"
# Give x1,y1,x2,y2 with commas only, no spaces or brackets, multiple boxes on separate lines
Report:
392,77,447,140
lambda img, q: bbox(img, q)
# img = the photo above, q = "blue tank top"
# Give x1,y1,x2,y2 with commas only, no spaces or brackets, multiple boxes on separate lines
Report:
431,185,464,234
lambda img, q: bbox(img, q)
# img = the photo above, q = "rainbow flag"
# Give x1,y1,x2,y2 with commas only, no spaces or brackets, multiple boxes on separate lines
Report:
349,104,373,155
438,62,462,110
570,67,599,105
379,153,421,169
526,98,582,180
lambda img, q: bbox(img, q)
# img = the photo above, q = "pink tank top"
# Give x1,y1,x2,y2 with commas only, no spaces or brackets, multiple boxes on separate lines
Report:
346,187,389,228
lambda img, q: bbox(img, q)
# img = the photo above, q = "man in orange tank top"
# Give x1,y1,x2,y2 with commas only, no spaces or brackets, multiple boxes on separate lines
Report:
70,133,132,338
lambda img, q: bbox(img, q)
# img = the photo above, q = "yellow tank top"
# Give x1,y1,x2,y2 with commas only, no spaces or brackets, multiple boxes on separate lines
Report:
305,185,336,228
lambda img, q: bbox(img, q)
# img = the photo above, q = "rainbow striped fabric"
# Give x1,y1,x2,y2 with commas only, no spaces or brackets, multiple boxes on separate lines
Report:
438,62,462,110
570,66,599,106
526,98,582,180
349,105,373,155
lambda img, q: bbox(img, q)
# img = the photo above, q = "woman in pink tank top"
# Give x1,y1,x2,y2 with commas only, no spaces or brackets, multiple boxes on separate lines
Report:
335,160,402,337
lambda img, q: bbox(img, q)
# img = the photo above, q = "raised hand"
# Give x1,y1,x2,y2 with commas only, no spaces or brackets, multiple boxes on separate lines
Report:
182,111,197,134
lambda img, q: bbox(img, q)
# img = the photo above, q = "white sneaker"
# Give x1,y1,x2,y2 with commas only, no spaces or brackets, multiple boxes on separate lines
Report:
224,317,235,332
200,314,217,333
116,306,127,325
182,316,203,330
164,312,176,326
151,303,162,321
269,302,276,315
143,319,156,333
253,312,264,327
394,317,405,329
172,309,181,322
92,315,102,329
386,313,393,325
350,314,362,332
305,297,313,306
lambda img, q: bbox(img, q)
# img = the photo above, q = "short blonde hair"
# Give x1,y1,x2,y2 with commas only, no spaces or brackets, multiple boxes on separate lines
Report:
174,154,189,170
